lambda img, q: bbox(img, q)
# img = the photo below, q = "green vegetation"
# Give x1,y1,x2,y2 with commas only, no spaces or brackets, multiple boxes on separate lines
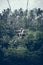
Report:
0,8,43,65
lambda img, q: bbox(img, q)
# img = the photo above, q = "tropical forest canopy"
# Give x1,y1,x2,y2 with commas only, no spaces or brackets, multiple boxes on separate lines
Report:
0,8,43,65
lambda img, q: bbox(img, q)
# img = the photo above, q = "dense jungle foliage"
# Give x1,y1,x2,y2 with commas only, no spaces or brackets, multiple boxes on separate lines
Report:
0,8,43,65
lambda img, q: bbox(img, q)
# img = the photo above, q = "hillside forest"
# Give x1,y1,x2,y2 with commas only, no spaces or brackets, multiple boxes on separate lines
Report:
0,8,43,65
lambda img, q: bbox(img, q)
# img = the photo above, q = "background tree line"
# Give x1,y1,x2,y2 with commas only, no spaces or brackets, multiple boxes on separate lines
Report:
0,8,43,65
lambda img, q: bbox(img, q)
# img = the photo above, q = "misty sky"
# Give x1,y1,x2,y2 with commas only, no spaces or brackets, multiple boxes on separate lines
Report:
0,0,43,12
